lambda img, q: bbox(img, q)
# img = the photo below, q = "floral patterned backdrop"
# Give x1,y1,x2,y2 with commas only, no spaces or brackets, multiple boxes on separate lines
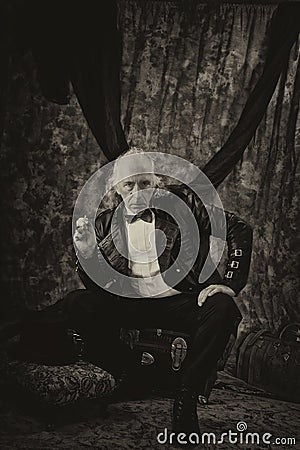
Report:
0,54,107,314
1,1,299,333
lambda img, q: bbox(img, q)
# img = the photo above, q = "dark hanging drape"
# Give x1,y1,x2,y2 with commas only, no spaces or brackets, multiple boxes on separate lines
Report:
69,2,129,159
19,1,300,187
18,0,128,159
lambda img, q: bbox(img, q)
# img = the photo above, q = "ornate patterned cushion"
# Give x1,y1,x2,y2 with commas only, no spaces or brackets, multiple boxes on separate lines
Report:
0,349,116,407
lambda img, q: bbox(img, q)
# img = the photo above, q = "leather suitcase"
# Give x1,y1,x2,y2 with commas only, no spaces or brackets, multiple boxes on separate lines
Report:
236,324,300,402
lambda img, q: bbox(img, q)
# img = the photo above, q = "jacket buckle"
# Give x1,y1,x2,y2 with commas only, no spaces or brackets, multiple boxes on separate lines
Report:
230,261,239,268
225,271,233,279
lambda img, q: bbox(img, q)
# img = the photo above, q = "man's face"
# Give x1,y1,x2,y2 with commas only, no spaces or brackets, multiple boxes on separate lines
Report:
114,156,156,213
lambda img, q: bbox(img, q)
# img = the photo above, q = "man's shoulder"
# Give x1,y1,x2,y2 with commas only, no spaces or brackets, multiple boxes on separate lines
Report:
156,184,192,204
161,184,206,210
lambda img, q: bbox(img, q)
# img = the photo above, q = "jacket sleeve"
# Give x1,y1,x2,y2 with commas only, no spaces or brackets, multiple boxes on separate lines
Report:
220,209,253,295
189,193,253,295
75,214,112,295
76,247,109,294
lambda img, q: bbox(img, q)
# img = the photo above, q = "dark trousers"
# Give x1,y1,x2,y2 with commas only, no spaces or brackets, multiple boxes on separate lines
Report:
57,288,242,392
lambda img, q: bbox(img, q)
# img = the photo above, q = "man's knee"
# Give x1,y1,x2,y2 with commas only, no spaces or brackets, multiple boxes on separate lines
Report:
60,289,100,325
205,293,241,320
63,289,89,308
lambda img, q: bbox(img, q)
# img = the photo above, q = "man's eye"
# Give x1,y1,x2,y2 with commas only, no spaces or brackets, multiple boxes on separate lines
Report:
124,182,133,188
142,181,151,186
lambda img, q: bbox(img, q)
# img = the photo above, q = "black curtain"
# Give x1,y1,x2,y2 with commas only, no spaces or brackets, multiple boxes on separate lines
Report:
17,0,128,159
19,1,300,185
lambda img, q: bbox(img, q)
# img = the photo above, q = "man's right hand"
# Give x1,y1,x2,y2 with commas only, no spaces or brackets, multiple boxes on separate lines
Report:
73,216,97,259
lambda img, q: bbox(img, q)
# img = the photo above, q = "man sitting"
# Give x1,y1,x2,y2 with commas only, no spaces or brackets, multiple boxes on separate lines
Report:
71,147,253,437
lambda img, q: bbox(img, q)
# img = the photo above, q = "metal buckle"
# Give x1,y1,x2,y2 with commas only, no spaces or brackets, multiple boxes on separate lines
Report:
234,249,243,257
171,337,187,371
120,329,140,350
157,329,162,337
283,353,290,362
230,261,239,269
130,330,140,349
225,271,233,279
69,330,85,358
141,352,155,365
198,395,208,407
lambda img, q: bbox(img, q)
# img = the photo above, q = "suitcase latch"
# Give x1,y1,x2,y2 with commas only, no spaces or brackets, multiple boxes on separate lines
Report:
283,352,290,362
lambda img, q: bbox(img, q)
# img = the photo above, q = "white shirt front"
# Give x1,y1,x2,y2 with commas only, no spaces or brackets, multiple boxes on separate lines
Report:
125,213,181,298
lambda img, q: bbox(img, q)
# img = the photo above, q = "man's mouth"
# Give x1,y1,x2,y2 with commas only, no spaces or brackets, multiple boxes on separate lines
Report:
130,200,147,207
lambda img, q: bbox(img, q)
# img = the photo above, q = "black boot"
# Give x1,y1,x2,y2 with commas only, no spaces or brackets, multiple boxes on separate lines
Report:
172,385,200,445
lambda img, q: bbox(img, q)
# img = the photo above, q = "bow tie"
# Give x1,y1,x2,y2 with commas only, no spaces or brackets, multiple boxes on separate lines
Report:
124,209,153,223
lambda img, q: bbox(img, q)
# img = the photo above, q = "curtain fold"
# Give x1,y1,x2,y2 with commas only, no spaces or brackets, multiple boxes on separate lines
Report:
18,0,128,159
69,2,129,159
201,2,300,188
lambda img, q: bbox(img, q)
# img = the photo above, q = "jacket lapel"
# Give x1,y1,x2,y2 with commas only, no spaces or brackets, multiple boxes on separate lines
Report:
153,210,180,272
98,206,129,275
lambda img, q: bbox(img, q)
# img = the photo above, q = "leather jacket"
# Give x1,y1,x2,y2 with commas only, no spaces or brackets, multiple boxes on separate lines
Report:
76,187,253,297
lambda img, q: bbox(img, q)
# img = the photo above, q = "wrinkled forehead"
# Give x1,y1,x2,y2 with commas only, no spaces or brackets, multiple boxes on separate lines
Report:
113,154,155,181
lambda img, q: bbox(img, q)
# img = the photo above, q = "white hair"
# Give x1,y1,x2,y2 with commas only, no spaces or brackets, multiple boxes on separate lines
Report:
101,147,164,210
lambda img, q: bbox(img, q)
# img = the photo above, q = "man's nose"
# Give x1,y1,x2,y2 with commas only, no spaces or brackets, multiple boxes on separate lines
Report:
132,183,141,193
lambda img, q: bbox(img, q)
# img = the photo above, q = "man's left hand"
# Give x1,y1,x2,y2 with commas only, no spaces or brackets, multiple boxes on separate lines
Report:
198,285,236,307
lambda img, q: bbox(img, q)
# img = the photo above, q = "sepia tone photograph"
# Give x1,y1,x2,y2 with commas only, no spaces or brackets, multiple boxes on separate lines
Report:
0,0,300,449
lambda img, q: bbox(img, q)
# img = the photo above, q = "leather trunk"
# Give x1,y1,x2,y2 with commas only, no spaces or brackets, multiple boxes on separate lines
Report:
236,324,300,402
